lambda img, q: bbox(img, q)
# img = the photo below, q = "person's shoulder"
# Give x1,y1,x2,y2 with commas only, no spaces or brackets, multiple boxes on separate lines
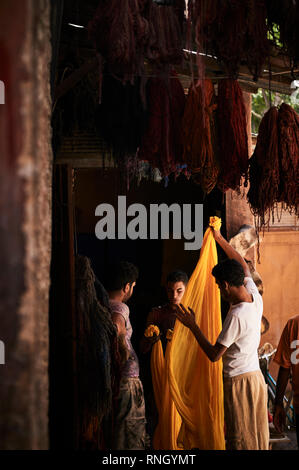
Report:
230,303,246,318
109,300,129,317
287,314,299,325
244,276,258,290
285,314,299,334
244,277,263,302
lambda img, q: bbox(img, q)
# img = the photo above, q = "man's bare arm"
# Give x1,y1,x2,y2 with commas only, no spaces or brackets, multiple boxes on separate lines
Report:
112,312,131,364
273,366,290,433
213,229,251,278
175,304,227,362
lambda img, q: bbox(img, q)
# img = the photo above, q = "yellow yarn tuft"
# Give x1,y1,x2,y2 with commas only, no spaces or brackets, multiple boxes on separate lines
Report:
144,324,160,337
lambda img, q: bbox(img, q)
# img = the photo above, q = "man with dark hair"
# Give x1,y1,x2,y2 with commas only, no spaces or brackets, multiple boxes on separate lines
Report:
166,270,189,286
141,270,189,354
175,229,269,450
106,261,146,450
211,258,245,289
140,269,188,445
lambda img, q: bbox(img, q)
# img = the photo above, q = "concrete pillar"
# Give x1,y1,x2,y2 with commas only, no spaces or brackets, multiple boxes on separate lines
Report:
0,0,52,449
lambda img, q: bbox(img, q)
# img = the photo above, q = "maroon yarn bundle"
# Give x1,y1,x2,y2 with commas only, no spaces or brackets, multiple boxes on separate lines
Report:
88,0,149,82
146,2,183,67
138,73,186,177
88,0,183,82
247,107,280,228
192,0,269,80
217,79,249,192
181,79,219,193
278,103,299,214
248,103,299,228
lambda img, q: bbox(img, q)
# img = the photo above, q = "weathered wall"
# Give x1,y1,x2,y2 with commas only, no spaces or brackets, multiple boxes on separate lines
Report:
258,231,299,350
0,0,52,449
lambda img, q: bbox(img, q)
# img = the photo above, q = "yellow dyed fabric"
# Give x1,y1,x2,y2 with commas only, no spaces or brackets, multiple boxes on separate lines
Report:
167,216,225,450
150,340,182,450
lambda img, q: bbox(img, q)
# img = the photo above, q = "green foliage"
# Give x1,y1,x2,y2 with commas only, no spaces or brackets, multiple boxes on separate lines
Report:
267,22,282,48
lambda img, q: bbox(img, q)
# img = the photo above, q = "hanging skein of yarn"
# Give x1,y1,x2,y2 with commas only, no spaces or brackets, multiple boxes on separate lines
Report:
266,0,299,70
182,79,219,193
194,0,269,81
278,103,299,215
247,107,280,229
138,72,186,177
146,1,183,67
247,103,299,229
89,0,184,81
88,0,150,82
217,79,249,192
182,82,204,170
243,0,269,81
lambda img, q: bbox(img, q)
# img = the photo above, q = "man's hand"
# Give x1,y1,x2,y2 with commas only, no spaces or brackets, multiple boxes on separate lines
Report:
212,227,222,241
175,304,197,331
273,403,286,434
147,333,161,344
140,333,160,354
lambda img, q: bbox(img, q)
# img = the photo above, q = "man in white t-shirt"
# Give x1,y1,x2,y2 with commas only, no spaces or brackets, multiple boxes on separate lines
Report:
175,228,269,450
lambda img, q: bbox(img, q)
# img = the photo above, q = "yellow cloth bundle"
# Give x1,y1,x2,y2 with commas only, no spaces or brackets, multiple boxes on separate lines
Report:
167,216,225,449
149,216,225,449
151,340,182,450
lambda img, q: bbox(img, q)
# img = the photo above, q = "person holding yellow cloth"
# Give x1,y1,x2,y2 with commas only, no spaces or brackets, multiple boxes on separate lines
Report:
168,216,225,450
141,271,189,450
175,221,269,450
143,217,226,450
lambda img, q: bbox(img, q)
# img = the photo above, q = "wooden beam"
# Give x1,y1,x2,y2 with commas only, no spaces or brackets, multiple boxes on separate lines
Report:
180,51,294,95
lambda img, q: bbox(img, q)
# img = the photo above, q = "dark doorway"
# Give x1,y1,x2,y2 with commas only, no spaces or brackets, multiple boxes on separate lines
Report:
49,163,226,449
